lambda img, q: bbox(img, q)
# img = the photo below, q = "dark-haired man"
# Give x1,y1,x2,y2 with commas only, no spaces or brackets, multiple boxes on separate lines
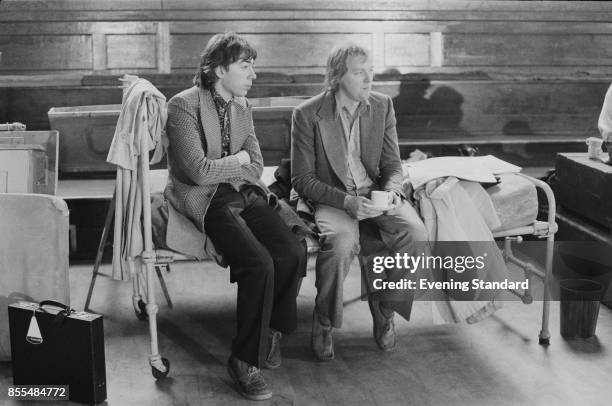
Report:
164,32,304,400
291,43,429,360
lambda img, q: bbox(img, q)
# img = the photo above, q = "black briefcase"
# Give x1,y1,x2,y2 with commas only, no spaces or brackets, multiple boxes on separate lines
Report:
8,300,107,404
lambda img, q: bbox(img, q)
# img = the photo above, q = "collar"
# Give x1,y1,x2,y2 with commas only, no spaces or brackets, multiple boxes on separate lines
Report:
333,91,370,121
210,87,233,111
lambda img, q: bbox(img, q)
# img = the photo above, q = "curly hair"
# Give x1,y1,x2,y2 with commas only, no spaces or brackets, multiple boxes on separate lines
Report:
193,32,257,89
324,44,369,92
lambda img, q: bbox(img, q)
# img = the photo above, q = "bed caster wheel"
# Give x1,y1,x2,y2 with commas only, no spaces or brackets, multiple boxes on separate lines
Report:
135,300,148,321
539,337,550,346
151,358,170,379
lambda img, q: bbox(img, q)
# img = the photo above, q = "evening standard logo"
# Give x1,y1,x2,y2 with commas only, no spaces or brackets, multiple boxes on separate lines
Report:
372,277,529,292
372,252,487,274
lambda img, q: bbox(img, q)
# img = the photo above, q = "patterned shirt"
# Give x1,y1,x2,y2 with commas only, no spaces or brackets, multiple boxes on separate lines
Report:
211,88,233,157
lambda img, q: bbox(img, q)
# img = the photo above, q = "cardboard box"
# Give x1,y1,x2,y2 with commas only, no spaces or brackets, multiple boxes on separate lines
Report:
0,131,58,195
0,145,47,193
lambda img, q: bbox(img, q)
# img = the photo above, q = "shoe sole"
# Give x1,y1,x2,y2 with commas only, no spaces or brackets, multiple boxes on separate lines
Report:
310,338,334,361
311,310,334,361
374,338,396,351
369,300,397,351
373,326,396,351
226,365,272,401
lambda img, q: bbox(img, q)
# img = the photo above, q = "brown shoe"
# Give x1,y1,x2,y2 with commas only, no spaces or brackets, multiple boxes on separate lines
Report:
263,329,282,369
368,299,396,351
227,356,272,401
311,309,334,361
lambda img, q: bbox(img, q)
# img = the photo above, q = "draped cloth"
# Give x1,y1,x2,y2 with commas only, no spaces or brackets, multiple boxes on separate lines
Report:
106,77,167,280
0,193,70,360
414,177,508,324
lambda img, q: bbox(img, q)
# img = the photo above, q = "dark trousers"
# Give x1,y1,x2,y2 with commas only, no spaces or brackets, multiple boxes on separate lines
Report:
204,184,304,367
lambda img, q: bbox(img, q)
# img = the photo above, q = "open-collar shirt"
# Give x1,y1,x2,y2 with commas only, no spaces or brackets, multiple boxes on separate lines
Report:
334,93,374,194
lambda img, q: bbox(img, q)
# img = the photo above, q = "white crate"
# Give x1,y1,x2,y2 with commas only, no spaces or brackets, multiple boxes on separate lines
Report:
0,145,47,193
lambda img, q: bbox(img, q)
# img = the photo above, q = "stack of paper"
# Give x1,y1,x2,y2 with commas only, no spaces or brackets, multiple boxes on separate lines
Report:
403,155,522,189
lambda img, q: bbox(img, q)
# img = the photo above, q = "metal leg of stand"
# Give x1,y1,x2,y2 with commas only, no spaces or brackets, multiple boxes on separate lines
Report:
154,265,173,308
84,190,116,311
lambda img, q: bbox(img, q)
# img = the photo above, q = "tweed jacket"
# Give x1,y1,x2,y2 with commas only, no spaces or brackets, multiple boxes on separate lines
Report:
291,90,404,210
164,86,264,231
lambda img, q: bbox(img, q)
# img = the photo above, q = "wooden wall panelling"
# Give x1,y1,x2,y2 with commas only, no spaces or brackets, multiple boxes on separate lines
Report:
431,20,612,35
169,20,390,74
0,0,163,12
97,22,159,73
3,13,612,76
157,22,171,73
246,33,372,68
384,33,431,67
0,21,161,74
376,80,611,139
157,0,611,11
169,20,446,34
5,0,612,23
6,87,123,131
169,34,213,70
91,30,107,72
3,9,612,24
0,34,93,72
106,34,158,69
3,0,612,13
246,82,324,98
7,79,610,140
444,33,612,67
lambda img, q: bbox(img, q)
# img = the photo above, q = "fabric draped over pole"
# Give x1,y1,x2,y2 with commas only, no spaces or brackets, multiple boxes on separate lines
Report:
106,76,167,281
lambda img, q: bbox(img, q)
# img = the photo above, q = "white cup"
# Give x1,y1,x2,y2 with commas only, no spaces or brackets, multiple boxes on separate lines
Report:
371,191,392,208
586,137,603,159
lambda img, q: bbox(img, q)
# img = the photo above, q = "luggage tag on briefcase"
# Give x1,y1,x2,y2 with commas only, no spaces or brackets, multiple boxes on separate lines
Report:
24,300,73,345
26,308,43,345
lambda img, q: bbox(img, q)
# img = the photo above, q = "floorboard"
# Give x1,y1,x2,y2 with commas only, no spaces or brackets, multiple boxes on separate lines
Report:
1,257,611,406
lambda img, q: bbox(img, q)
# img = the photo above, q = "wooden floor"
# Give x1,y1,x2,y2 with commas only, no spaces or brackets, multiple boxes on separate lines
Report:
1,257,612,406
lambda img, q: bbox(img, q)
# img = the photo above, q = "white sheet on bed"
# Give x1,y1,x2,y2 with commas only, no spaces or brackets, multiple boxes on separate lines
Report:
488,174,538,231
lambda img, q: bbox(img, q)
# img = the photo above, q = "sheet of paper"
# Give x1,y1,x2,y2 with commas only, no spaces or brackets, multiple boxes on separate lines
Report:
472,155,522,174
403,155,520,189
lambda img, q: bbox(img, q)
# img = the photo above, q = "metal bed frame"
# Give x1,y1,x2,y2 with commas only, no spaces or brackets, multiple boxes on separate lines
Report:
492,174,558,345
84,153,558,379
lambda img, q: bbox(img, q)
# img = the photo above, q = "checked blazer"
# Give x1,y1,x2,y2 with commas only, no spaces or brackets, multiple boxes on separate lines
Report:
164,86,264,231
